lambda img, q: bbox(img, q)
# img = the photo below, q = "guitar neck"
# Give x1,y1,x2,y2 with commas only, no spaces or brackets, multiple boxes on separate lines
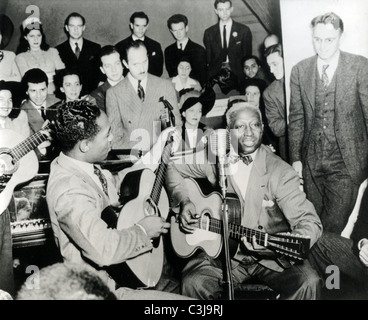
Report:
12,125,50,161
207,218,268,245
150,139,173,205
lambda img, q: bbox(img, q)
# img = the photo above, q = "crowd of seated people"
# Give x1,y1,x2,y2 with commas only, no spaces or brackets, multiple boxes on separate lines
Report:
1,0,368,301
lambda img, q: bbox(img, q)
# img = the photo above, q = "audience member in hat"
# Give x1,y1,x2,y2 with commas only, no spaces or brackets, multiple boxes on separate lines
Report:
0,14,21,82
171,56,202,101
178,88,215,153
15,17,65,94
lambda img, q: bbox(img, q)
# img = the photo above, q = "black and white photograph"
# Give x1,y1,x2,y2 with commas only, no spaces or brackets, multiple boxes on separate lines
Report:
0,0,368,309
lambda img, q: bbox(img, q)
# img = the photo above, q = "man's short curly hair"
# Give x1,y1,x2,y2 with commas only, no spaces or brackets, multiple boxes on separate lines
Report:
53,100,102,153
16,262,117,300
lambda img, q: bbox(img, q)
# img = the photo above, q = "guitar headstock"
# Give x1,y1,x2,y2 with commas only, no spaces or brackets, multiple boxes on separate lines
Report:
159,96,175,129
266,232,311,261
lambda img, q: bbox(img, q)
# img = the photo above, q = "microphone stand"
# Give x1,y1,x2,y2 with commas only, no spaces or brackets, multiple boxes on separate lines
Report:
219,156,234,300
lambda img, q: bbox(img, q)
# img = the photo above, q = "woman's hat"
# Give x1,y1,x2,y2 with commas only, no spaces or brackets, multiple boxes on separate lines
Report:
0,14,14,49
180,87,216,116
21,16,42,31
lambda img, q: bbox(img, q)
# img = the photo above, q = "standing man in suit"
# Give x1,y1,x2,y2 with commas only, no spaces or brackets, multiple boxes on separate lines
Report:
115,12,163,78
203,0,252,88
165,103,322,299
263,44,288,163
288,12,368,233
165,14,207,86
56,12,101,95
90,45,124,112
106,40,181,154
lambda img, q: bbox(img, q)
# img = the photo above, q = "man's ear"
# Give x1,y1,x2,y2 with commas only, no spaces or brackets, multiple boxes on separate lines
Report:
100,66,106,75
79,139,89,153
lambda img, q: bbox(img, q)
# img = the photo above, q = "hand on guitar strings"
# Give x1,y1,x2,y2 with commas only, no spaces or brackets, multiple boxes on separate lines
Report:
37,121,53,155
178,199,200,234
137,216,170,240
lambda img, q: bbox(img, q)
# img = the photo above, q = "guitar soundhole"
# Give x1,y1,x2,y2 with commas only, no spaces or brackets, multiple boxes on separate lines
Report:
144,198,158,216
0,149,18,177
199,212,211,231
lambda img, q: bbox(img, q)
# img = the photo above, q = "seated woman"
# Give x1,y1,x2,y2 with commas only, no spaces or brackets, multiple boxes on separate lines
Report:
178,88,215,153
0,80,30,138
0,14,21,82
15,17,65,94
171,55,202,101
54,67,97,104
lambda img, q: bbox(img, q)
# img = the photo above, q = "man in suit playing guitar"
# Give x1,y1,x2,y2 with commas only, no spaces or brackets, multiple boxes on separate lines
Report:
46,99,189,300
165,103,323,299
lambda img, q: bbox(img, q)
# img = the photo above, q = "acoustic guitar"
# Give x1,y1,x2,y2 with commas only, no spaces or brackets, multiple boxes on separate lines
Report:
101,97,175,289
170,178,311,262
0,123,51,215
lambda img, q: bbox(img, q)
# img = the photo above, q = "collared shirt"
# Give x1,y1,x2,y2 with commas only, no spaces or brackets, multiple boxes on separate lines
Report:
107,76,123,87
30,100,47,117
228,149,258,200
172,75,198,92
219,20,233,47
219,19,232,63
177,38,189,50
69,38,83,53
61,152,107,194
127,72,147,94
317,50,340,85
132,35,145,41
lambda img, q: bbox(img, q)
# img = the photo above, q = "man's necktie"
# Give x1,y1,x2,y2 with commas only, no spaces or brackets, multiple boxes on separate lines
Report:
179,43,183,51
137,80,145,102
230,154,253,165
322,64,329,89
93,165,109,196
40,106,46,120
223,25,227,50
222,25,228,62
75,43,80,59
0,51,3,63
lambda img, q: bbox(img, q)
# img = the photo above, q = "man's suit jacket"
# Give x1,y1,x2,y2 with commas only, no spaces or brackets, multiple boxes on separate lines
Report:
289,51,368,184
90,81,112,112
21,95,60,134
165,144,322,272
46,152,153,289
116,36,163,77
263,78,288,162
203,21,252,83
106,73,182,152
56,39,101,94
164,39,207,85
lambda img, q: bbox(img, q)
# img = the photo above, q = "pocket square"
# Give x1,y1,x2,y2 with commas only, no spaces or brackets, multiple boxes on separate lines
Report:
262,199,274,208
